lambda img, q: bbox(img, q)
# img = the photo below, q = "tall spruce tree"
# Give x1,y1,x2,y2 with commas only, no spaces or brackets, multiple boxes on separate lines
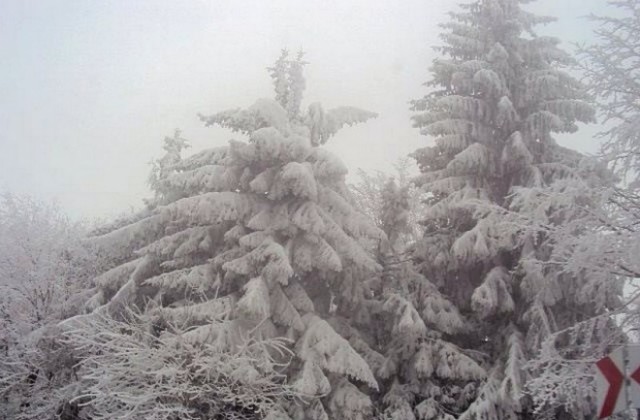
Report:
64,51,387,420
410,1,622,418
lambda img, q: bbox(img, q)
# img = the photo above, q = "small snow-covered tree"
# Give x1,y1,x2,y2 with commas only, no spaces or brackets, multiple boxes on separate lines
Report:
365,177,478,420
0,194,108,420
64,51,384,419
350,159,425,249
409,1,623,418
147,129,191,206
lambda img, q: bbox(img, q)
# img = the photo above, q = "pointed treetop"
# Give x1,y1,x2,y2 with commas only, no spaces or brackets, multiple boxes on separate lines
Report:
202,52,376,146
267,49,308,120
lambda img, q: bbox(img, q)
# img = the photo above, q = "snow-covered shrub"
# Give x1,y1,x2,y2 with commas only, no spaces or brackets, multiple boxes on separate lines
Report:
62,307,296,420
0,193,108,419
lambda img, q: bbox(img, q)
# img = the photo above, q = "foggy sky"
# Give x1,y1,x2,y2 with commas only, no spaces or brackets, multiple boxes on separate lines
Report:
0,0,606,220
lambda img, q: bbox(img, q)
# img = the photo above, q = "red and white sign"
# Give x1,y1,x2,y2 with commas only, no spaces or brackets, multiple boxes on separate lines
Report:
596,346,627,419
626,344,640,408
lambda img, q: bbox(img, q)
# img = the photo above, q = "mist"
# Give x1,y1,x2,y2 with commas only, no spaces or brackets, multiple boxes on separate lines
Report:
1,0,605,219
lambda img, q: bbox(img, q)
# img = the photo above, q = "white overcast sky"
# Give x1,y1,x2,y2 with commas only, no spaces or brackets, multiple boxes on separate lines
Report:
0,0,606,220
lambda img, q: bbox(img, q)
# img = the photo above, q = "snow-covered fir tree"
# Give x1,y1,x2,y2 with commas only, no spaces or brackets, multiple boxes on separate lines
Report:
409,1,624,418
62,51,388,419
361,178,479,420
